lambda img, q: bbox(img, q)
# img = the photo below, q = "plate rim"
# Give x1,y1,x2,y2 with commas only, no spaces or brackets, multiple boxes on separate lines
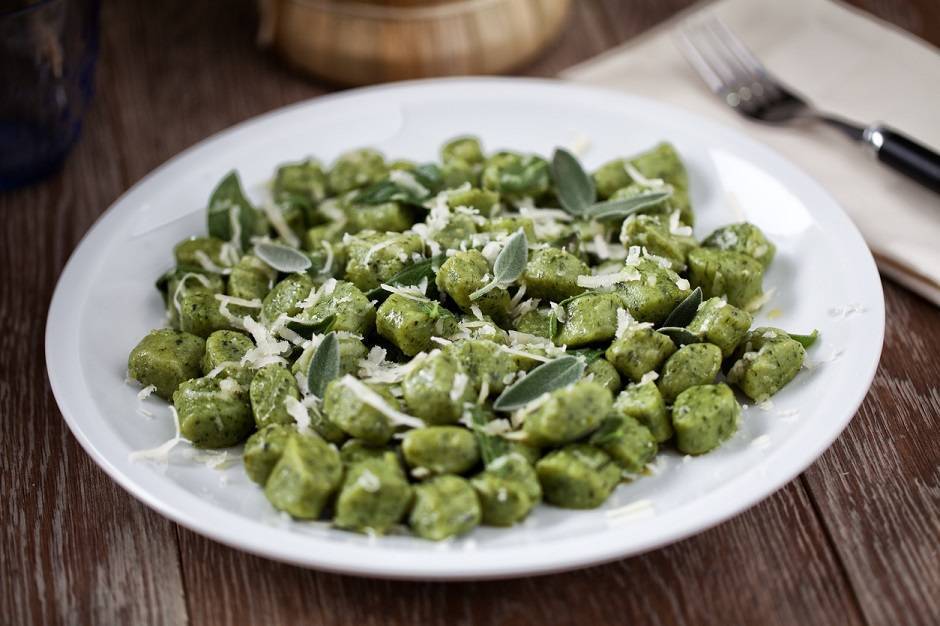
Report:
45,76,885,580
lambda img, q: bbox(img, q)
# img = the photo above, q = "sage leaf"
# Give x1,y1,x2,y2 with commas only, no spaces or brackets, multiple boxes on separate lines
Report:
254,241,312,273
659,326,701,347
787,329,819,348
287,313,336,340
552,148,595,216
569,347,605,363
470,229,528,300
355,164,441,205
307,331,340,399
493,355,585,412
589,415,626,446
586,189,673,221
207,170,263,249
468,406,510,466
366,256,441,300
661,287,703,328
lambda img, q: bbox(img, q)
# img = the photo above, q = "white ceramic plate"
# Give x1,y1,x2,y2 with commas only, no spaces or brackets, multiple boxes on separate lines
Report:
46,78,884,580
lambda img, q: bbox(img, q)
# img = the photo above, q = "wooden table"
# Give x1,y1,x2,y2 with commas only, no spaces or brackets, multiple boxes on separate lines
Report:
3,1,938,624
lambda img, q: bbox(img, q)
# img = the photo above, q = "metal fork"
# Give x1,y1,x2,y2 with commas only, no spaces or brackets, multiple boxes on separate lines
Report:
677,18,940,193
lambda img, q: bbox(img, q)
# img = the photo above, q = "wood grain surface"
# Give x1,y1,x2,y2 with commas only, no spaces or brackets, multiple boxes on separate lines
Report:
1,1,938,625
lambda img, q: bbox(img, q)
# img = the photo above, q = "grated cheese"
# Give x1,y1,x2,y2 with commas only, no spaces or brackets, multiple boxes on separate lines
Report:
193,250,231,274
260,199,301,248
389,169,429,198
577,270,641,289
339,375,425,429
128,406,188,464
450,372,469,404
284,396,313,435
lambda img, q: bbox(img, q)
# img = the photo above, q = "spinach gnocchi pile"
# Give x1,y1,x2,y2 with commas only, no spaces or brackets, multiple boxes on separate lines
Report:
128,137,817,541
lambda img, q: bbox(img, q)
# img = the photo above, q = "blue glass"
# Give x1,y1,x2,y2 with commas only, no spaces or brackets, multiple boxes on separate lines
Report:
0,0,100,190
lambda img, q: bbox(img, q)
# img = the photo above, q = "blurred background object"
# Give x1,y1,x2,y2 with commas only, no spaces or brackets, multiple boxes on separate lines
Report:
258,0,572,85
0,0,99,190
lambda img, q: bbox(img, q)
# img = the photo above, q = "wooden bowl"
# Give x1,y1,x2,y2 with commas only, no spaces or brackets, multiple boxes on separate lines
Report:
258,0,572,85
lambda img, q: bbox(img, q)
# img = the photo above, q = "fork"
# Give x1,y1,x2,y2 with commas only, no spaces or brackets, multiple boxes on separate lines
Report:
677,18,940,193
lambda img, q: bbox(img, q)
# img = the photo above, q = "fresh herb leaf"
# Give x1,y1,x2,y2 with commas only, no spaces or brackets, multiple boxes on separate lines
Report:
207,171,263,249
470,229,528,300
586,189,673,221
569,347,606,363
307,331,340,398
787,330,819,348
365,256,440,300
552,148,596,216
355,165,440,205
661,287,703,328
589,415,626,446
287,313,336,340
254,241,312,273
658,326,700,347
468,406,510,466
411,163,444,195
493,355,585,412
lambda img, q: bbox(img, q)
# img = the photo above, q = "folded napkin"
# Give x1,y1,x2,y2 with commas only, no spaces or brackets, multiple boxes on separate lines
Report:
563,0,940,305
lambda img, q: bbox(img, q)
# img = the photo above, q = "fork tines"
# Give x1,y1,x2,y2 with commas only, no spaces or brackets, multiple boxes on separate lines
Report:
676,17,781,111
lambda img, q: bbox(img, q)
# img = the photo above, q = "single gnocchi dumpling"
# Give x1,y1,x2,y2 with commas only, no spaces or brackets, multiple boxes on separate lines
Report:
687,247,764,311
605,326,675,383
376,293,458,357
657,343,723,403
173,376,254,448
672,383,740,455
128,328,205,400
343,231,424,292
471,453,541,527
613,381,671,443
401,350,475,425
409,475,482,541
328,148,388,194
334,458,412,535
521,248,588,301
536,444,621,509
264,433,343,519
554,292,623,347
726,327,805,402
243,423,295,485
523,379,612,447
402,426,480,478
686,297,753,357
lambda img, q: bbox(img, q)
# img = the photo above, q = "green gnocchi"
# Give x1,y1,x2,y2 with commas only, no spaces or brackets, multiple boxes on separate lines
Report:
126,137,816,541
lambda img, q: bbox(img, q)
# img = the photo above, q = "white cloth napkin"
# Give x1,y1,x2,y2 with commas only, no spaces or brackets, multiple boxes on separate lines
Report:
562,0,940,305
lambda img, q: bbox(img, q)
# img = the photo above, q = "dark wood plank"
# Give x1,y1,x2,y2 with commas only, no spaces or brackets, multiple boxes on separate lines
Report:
176,479,863,626
0,50,188,626
845,0,940,46
801,281,940,626
4,0,938,624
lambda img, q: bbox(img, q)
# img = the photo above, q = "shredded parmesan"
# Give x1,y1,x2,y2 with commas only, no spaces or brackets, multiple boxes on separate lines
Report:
261,199,301,248
389,169,429,198
128,407,188,463
577,270,640,289
194,250,231,274
450,372,469,403
499,345,551,363
339,375,425,429
284,396,313,435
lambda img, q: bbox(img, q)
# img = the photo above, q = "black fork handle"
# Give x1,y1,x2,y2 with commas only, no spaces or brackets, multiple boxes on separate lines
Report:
864,125,940,193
